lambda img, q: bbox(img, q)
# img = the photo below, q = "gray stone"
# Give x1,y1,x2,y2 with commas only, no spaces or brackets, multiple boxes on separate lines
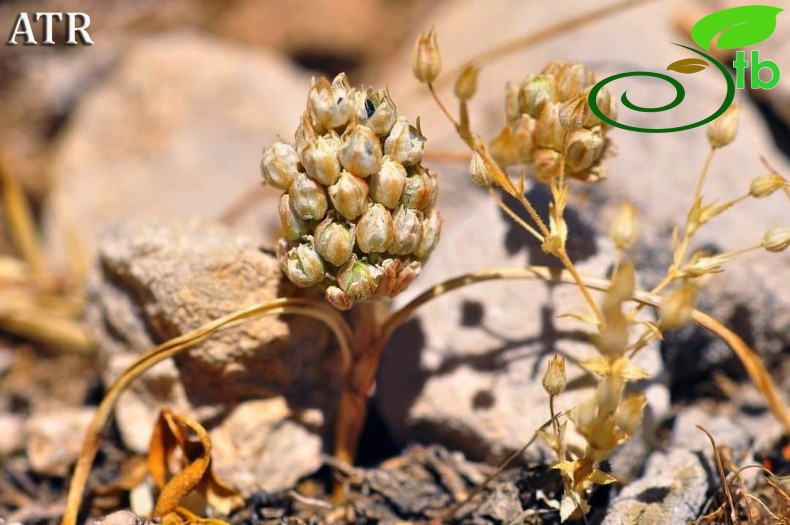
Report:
602,448,709,525
24,407,94,477
45,32,313,264
87,219,338,492
671,405,751,457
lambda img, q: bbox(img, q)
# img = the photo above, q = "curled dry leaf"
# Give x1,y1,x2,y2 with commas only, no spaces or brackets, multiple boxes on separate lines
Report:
147,409,243,519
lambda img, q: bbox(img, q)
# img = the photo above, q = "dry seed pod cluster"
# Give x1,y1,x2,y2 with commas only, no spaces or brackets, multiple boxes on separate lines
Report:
261,73,441,310
494,61,615,183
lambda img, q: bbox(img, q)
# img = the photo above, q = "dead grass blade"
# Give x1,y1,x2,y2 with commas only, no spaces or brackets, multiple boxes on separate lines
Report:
62,296,353,525
697,425,740,524
0,161,45,272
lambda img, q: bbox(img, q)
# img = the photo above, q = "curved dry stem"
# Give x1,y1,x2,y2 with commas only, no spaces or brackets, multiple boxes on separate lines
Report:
382,267,790,431
62,297,352,525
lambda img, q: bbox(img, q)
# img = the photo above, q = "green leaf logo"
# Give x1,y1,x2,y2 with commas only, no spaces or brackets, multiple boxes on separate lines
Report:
667,58,709,74
691,5,783,51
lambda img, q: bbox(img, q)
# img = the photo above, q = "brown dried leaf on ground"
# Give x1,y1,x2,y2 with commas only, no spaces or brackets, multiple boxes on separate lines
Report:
147,409,243,518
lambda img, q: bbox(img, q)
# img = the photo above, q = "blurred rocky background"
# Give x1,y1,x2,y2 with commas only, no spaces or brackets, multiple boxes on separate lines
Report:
1,0,789,522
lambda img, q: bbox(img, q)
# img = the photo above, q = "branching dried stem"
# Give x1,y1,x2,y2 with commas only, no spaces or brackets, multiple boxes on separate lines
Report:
62,297,352,525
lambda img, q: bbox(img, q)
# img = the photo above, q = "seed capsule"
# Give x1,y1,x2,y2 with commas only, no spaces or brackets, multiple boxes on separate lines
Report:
532,148,562,183
338,125,383,177
541,355,566,396
535,103,565,151
359,88,398,136
356,203,394,253
325,286,352,310
278,194,310,241
762,227,790,253
489,125,520,168
283,242,326,288
454,64,478,101
614,394,647,437
585,87,615,128
389,207,423,255
660,283,696,330
469,149,493,186
609,202,639,251
750,173,786,198
512,115,537,163
518,75,555,118
414,208,441,258
412,28,441,84
565,126,605,173
707,103,740,149
505,80,521,125
261,142,300,190
553,62,595,102
308,75,358,130
288,173,328,220
384,117,426,166
328,172,369,220
401,167,434,210
337,258,383,301
302,133,342,185
370,156,407,208
294,111,319,155
314,218,355,266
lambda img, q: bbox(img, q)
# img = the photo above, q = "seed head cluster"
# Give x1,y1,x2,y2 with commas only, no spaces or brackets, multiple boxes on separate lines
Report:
261,73,441,310
495,61,615,183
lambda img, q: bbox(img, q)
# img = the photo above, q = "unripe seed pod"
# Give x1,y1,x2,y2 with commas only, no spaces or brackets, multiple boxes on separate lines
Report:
370,156,407,208
660,282,696,330
609,202,639,251
302,133,341,185
356,203,394,253
278,194,310,241
750,173,786,198
289,173,328,220
565,126,605,173
338,125,383,177
412,28,441,84
532,148,562,183
542,355,567,396
553,62,595,102
328,172,369,220
309,75,358,129
415,208,441,258
707,104,740,149
359,88,397,137
389,207,423,255
283,243,326,288
261,142,300,190
385,117,426,166
518,75,555,118
314,218,355,266
337,258,382,301
614,394,646,437
762,227,790,252
512,115,537,163
401,168,434,210
454,64,478,101
535,102,565,151
325,285,352,310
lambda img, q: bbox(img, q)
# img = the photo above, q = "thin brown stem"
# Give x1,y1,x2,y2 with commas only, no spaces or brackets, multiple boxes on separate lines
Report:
62,297,352,525
488,186,544,242
555,249,606,326
428,82,460,129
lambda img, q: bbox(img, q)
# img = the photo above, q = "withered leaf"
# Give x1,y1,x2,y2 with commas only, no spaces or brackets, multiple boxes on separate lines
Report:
147,409,243,518
666,58,709,74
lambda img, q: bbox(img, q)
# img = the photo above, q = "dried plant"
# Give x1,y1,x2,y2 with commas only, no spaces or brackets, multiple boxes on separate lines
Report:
59,1,790,523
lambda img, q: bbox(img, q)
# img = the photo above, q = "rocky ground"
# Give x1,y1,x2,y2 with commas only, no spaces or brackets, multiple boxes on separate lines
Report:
1,0,789,523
